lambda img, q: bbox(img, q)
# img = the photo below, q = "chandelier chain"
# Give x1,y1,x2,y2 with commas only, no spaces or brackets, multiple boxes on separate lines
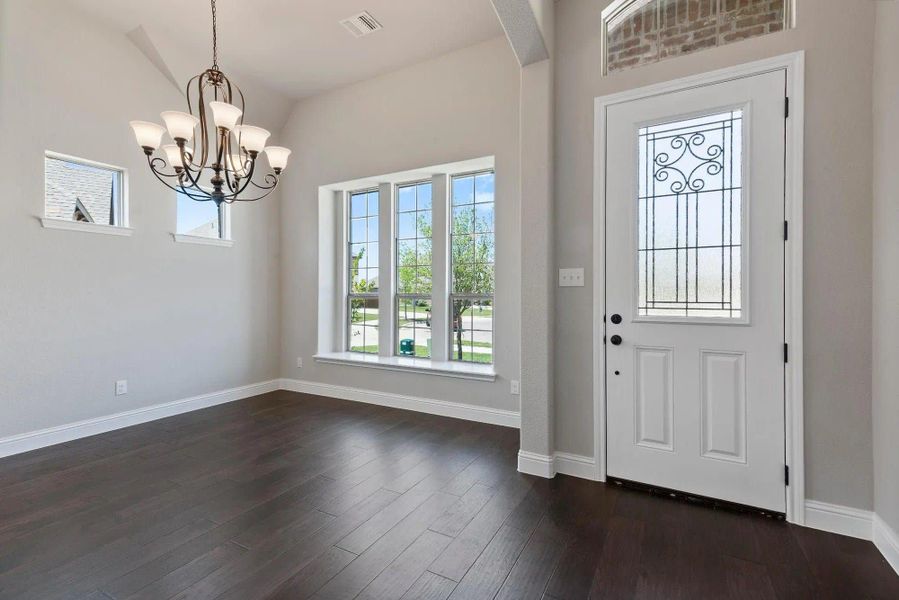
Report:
211,0,218,70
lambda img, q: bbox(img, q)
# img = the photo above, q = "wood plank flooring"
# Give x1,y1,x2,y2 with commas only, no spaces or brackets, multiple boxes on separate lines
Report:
1,390,896,599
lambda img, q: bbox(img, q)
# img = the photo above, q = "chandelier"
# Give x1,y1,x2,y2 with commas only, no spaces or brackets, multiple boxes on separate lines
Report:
129,0,290,205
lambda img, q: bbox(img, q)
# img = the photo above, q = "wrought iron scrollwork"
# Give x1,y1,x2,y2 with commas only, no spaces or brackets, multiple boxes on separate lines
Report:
653,131,724,194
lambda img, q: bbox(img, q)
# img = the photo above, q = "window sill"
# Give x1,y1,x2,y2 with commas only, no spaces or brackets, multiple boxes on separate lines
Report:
313,352,496,382
40,218,133,237
172,233,233,247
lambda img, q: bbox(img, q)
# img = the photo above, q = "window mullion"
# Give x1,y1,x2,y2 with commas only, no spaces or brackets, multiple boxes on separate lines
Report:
430,174,449,362
377,182,394,357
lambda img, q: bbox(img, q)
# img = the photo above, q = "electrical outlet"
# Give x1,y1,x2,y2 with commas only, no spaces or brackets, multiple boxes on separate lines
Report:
510,379,520,395
296,357,303,369
115,380,128,396
559,268,585,287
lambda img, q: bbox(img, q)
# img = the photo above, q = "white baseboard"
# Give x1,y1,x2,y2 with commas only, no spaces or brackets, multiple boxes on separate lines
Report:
517,450,555,477
873,514,899,576
517,450,598,480
804,500,873,540
0,380,280,459
554,451,598,480
279,378,520,429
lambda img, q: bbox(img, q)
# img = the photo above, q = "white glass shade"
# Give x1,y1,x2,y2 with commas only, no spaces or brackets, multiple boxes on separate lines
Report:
161,111,199,141
209,101,242,130
229,153,248,174
234,125,270,154
264,146,291,171
130,121,166,150
162,144,185,169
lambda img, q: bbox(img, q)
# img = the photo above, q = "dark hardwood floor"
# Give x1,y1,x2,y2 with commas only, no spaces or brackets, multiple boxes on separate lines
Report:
1,390,896,600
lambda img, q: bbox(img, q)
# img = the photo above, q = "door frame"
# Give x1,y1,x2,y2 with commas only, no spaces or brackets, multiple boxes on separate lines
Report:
592,52,806,524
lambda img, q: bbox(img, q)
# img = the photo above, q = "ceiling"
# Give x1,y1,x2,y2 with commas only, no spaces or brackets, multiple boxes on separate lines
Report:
69,0,505,100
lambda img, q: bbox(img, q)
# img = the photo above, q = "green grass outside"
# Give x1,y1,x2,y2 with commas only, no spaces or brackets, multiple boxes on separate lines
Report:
351,345,492,364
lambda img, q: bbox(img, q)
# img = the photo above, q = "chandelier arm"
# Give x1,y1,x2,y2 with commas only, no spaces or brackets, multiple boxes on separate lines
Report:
183,73,204,170
248,172,278,191
222,185,279,203
223,158,258,199
148,157,183,179
174,155,207,192
197,75,211,169
148,158,207,199
223,133,242,193
177,184,217,202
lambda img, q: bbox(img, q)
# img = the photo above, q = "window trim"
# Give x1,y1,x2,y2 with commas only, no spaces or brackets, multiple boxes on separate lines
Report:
322,157,496,379
43,150,130,233
346,187,381,355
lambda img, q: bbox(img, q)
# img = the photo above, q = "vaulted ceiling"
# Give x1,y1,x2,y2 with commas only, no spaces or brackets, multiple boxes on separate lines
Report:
69,0,504,101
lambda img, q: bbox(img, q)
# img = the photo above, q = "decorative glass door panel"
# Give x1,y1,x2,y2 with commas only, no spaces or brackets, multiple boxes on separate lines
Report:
638,110,744,320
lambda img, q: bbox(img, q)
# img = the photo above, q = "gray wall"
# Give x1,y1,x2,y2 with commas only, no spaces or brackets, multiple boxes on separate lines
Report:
279,37,522,413
872,0,899,535
553,0,876,510
0,0,281,439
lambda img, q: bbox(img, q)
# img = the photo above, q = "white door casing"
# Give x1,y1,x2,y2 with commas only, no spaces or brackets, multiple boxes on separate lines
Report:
594,56,805,516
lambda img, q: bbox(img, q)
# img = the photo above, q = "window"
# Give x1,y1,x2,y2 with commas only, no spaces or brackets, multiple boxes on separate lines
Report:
330,160,496,374
44,153,125,226
176,191,229,240
602,0,790,75
395,181,433,358
638,110,743,319
348,189,380,354
450,171,495,364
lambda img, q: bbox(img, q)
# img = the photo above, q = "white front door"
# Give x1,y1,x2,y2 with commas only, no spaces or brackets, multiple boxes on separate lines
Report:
605,71,787,512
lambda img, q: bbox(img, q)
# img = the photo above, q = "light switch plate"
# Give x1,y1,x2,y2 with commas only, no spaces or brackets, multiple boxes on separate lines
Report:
559,268,585,287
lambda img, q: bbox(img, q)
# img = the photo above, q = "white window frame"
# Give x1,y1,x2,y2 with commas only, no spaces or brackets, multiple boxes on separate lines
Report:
346,187,381,355
448,169,496,365
172,189,233,247
317,157,496,380
394,179,434,359
41,151,132,236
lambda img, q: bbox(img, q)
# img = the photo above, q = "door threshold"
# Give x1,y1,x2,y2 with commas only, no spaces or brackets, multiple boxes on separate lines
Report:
608,477,786,520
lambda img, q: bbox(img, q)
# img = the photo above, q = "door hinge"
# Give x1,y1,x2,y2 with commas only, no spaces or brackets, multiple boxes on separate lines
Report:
785,464,790,486
784,97,790,118
784,220,789,241
784,343,789,363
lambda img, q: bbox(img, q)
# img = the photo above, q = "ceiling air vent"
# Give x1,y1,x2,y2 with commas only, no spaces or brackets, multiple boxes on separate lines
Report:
340,11,383,38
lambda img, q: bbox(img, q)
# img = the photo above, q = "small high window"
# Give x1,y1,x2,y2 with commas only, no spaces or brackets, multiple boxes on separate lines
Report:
602,0,791,75
44,153,126,227
176,191,230,240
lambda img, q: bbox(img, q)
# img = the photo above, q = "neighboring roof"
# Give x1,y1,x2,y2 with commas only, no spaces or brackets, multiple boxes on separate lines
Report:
44,156,116,224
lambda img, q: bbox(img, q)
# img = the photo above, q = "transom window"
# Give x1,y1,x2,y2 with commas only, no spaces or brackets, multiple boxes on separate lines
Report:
602,0,791,75
638,110,743,319
450,171,495,363
44,152,125,226
395,181,433,358
348,189,380,354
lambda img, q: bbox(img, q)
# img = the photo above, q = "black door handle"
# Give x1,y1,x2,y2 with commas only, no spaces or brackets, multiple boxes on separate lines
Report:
610,314,622,324
610,335,623,346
